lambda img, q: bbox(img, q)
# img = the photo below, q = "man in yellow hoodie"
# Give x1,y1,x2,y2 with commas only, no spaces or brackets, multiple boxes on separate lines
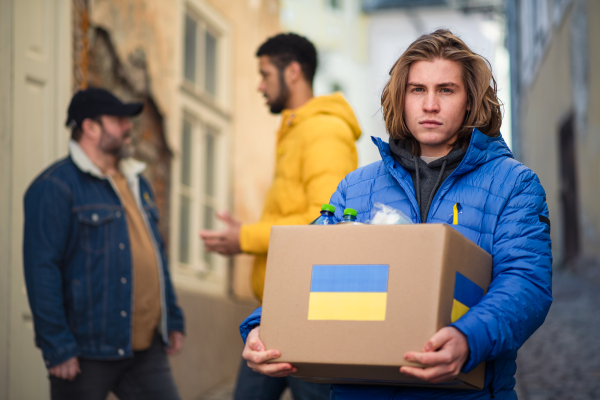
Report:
200,33,361,400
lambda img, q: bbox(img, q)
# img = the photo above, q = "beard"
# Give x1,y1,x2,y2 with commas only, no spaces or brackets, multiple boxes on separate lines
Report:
99,127,134,159
268,72,291,114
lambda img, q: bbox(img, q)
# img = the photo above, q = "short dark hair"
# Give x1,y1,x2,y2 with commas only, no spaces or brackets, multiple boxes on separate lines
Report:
256,33,318,85
71,116,103,141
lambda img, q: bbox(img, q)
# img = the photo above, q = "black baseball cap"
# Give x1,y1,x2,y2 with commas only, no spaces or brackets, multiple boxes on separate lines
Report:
65,87,144,128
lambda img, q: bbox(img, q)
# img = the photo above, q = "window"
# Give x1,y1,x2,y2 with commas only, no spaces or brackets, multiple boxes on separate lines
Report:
183,10,220,98
175,117,224,275
172,0,231,296
177,119,193,265
184,15,197,83
204,30,217,97
201,126,218,269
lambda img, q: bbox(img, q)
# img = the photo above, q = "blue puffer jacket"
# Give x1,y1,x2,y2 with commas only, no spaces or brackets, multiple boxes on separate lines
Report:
240,129,552,400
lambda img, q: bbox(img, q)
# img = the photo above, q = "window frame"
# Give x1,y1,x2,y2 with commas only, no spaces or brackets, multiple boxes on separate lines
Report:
181,4,227,107
170,0,232,296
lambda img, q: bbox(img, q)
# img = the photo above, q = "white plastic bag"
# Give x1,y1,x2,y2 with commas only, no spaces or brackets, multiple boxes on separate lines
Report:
368,202,413,225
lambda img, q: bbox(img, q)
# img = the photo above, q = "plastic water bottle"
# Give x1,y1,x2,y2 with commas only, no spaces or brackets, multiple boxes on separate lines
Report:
337,208,363,225
309,204,336,225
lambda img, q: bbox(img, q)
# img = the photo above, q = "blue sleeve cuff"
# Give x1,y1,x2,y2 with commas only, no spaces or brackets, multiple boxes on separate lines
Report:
239,307,262,343
450,316,484,373
168,306,186,335
43,342,81,369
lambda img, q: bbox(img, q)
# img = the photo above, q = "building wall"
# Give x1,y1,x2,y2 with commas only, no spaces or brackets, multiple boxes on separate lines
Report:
0,1,14,397
518,7,573,265
0,0,73,398
516,0,600,266
578,0,600,259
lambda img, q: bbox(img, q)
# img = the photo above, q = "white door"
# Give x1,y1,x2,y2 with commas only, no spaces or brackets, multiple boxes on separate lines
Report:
7,0,72,398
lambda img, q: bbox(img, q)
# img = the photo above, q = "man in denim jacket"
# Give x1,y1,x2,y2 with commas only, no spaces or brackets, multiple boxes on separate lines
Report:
23,88,185,400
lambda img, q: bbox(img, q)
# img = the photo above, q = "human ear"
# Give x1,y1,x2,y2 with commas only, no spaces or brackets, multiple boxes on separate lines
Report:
81,118,100,139
285,61,302,84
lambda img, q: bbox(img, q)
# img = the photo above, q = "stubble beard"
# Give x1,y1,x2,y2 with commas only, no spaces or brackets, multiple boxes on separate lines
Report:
268,71,290,114
99,127,134,160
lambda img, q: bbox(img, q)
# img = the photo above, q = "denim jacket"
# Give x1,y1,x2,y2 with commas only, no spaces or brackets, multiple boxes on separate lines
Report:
23,140,185,368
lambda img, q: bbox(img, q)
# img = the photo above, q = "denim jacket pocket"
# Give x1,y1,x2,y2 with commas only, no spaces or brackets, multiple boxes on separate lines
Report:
76,208,118,254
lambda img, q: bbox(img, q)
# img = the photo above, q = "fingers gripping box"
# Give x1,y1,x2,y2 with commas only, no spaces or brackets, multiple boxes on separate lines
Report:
260,224,492,390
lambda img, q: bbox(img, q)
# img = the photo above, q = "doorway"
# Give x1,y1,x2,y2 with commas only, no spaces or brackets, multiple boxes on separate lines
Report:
558,113,580,264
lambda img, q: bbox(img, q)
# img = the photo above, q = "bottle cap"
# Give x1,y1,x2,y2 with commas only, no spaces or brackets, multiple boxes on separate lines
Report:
321,204,335,213
343,208,357,217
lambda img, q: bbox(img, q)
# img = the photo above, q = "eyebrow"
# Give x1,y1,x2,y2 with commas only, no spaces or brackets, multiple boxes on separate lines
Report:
407,82,460,88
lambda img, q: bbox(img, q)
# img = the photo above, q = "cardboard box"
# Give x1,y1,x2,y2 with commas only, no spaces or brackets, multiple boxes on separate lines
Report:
261,224,492,390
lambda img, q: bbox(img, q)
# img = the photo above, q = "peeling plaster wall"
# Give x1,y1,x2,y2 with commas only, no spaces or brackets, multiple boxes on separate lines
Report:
86,26,172,244
88,1,178,119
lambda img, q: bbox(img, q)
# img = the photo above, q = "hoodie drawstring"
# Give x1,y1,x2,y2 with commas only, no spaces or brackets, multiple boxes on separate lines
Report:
413,156,421,214
422,159,447,222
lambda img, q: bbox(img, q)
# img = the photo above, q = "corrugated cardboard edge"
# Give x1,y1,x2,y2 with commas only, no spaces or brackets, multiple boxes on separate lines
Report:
291,363,482,390
436,225,493,390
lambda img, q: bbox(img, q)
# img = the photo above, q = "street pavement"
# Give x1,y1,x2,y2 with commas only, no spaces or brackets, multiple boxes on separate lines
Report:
197,382,292,400
514,268,600,400
198,269,600,400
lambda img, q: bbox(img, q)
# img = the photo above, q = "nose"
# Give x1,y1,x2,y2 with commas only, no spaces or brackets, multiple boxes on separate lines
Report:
423,92,440,113
258,80,266,93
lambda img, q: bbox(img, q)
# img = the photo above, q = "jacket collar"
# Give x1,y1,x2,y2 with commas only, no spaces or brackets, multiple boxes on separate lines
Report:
69,140,146,181
372,128,513,176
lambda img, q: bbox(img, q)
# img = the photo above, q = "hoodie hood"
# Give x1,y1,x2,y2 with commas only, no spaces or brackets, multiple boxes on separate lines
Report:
389,138,467,222
278,92,362,142
373,128,513,175
376,129,513,222
389,138,466,173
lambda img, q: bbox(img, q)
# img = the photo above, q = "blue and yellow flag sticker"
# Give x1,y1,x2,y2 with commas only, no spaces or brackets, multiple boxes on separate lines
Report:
308,265,389,321
451,272,484,323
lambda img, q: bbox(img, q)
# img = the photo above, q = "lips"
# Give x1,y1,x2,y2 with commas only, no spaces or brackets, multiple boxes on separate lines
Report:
419,120,443,128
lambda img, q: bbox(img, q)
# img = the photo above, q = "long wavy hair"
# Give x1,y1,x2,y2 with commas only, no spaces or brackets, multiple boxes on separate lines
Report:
381,29,503,155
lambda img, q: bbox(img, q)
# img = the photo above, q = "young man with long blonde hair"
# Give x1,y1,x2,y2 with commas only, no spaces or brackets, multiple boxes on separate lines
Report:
238,29,552,399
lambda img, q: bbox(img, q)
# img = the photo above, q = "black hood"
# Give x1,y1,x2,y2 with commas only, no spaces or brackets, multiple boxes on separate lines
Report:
389,138,467,222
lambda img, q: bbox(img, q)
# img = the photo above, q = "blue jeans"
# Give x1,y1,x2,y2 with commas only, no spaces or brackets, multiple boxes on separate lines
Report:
49,335,180,400
234,357,331,400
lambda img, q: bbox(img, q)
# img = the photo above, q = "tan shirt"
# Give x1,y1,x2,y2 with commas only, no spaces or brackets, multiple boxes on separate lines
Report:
111,172,161,351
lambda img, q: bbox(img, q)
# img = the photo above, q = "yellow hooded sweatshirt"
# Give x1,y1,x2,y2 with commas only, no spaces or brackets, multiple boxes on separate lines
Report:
239,92,362,302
